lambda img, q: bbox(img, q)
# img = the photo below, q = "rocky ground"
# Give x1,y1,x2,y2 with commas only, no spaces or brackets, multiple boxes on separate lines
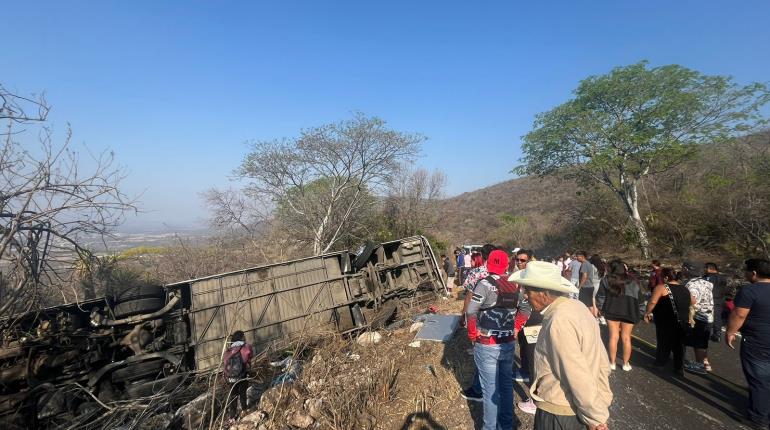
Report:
224,291,482,430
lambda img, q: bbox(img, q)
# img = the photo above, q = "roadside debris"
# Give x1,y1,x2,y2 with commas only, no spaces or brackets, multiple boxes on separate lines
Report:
240,408,267,425
269,357,301,387
288,410,315,428
413,314,461,342
356,331,383,345
172,390,222,429
410,321,425,332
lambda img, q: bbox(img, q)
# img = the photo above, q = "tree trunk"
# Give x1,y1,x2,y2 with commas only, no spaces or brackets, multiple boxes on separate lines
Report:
630,213,651,259
312,220,324,255
618,178,651,259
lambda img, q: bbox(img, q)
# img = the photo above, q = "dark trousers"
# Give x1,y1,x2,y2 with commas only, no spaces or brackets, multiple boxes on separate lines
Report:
712,303,724,339
534,408,585,430
578,288,594,308
226,379,249,419
654,322,685,371
741,346,770,428
518,332,536,378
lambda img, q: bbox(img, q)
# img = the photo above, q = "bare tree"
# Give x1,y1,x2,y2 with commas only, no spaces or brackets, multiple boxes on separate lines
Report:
230,113,423,255
384,167,446,238
1,84,50,126
202,187,272,237
0,86,135,316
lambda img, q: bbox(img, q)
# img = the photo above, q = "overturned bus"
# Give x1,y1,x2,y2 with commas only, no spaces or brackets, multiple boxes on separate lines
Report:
0,236,445,427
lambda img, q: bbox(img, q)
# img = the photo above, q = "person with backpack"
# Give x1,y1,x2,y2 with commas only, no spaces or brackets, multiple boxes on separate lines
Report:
223,330,254,420
465,249,518,430
460,244,497,403
682,261,715,374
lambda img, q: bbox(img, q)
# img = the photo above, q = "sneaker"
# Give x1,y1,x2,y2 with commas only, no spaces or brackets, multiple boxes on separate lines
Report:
622,363,632,372
517,398,537,415
460,388,483,402
514,370,530,382
609,362,616,371
684,362,708,375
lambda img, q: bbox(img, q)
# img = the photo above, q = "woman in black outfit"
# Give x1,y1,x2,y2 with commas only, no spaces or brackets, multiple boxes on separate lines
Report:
643,268,692,374
596,259,644,371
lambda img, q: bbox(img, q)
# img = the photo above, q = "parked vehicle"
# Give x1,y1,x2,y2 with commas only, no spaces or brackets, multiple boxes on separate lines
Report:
462,244,483,255
0,236,445,428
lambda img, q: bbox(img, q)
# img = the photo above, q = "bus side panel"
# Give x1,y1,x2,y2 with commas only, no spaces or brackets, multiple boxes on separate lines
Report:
187,254,352,371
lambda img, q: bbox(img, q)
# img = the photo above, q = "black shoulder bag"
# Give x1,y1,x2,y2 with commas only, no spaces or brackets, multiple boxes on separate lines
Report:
664,284,692,331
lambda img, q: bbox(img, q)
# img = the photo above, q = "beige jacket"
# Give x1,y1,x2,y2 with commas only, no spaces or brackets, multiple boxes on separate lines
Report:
529,297,613,427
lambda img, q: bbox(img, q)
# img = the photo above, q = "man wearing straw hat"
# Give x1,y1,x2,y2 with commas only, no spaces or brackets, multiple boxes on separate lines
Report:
509,261,612,430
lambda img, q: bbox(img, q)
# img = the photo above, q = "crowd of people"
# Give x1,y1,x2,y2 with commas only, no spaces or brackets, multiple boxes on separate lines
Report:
438,247,770,430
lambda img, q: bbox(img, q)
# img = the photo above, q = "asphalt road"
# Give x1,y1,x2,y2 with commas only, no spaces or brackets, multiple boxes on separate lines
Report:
602,322,754,430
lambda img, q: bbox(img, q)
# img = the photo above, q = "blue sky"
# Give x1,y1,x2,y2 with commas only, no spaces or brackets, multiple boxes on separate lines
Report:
3,1,769,232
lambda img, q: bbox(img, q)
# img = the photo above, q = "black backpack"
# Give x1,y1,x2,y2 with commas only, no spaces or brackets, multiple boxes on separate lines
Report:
483,275,520,310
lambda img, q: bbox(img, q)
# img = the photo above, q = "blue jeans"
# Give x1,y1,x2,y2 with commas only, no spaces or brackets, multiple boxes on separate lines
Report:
474,342,515,430
741,343,770,427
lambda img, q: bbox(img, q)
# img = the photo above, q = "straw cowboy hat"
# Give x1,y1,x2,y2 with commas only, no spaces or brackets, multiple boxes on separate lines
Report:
508,261,578,294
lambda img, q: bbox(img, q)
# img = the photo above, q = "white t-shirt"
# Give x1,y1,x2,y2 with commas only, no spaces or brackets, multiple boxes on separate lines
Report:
686,277,714,323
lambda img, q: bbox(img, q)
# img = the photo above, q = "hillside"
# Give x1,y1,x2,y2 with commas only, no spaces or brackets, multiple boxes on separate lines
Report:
432,175,583,256
429,133,770,262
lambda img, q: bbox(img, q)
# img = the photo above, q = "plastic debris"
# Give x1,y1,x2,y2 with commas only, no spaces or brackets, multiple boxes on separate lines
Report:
270,358,301,386
357,331,382,345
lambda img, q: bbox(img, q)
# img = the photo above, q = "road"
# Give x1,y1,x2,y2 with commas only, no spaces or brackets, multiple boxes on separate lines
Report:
435,292,755,430
600,322,753,430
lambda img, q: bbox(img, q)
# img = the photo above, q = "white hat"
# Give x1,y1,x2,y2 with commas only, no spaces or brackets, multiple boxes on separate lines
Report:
508,261,578,294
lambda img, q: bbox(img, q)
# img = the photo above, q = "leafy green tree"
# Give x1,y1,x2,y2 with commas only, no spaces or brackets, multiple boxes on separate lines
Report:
516,61,770,258
494,214,530,249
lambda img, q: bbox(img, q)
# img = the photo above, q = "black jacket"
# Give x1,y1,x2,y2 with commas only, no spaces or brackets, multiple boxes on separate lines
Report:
704,273,727,303
596,278,645,323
